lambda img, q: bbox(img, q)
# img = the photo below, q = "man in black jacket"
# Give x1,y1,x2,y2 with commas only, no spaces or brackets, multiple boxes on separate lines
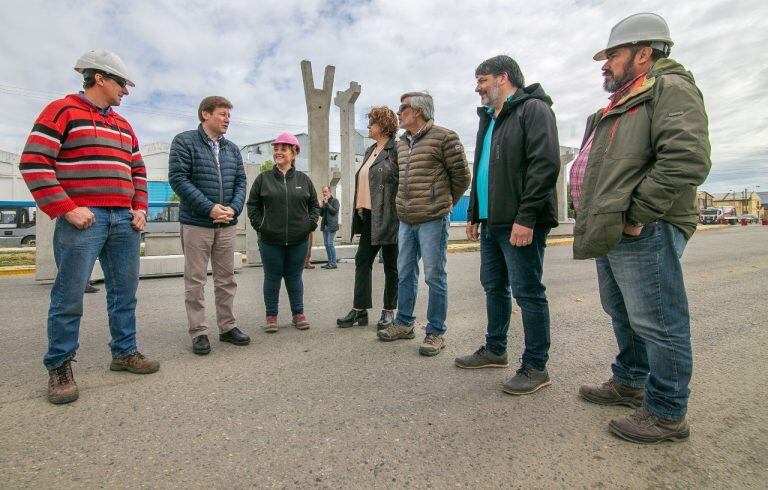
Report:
456,56,560,395
320,186,340,269
168,96,250,356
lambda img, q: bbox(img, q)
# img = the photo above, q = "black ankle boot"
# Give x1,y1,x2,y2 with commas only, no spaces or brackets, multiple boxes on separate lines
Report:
337,309,368,328
377,309,394,329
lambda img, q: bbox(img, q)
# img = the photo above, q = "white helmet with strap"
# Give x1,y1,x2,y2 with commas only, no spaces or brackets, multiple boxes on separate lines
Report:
74,50,135,87
594,13,673,61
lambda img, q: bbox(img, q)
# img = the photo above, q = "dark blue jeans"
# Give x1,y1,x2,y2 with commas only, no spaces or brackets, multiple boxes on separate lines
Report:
480,223,551,370
323,228,337,267
45,207,141,370
258,239,309,316
596,221,691,421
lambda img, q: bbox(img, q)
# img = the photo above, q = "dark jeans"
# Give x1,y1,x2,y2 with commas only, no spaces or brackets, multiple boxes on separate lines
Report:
45,207,140,370
353,210,398,310
258,239,309,316
596,221,692,421
480,223,551,370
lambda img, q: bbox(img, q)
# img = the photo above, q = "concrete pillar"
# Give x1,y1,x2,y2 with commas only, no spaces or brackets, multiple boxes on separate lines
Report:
333,82,361,243
34,207,56,281
557,147,577,223
244,162,259,265
300,60,335,243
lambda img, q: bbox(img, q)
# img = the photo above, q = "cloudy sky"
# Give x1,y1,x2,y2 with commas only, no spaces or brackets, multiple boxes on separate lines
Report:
1,0,765,193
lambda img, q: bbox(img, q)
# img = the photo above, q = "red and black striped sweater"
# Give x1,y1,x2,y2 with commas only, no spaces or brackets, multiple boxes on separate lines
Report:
20,94,148,219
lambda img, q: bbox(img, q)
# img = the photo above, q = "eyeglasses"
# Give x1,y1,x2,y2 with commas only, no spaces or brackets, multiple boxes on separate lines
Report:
103,73,127,88
398,103,411,113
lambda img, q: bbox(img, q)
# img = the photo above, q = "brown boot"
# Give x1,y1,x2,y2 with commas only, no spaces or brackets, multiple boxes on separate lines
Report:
109,352,160,374
579,377,644,407
48,359,78,405
609,406,690,444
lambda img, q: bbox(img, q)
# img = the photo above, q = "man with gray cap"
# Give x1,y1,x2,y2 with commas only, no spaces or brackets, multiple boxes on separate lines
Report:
571,13,711,443
20,50,160,405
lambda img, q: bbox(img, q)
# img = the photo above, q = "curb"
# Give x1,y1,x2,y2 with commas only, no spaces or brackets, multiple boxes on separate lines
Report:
0,266,35,276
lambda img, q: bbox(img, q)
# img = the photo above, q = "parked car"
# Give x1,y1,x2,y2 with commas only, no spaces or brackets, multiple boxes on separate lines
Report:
741,214,759,224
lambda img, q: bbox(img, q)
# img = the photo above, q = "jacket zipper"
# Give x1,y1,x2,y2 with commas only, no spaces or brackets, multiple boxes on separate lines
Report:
283,171,288,246
210,143,224,225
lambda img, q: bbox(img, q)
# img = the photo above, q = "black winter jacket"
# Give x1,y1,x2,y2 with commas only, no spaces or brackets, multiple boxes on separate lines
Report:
351,138,399,245
168,125,247,228
466,84,561,229
246,166,321,246
320,196,340,232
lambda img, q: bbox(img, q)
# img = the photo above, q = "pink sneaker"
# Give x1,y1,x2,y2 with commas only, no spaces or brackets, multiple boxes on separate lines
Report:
292,314,310,330
265,315,278,333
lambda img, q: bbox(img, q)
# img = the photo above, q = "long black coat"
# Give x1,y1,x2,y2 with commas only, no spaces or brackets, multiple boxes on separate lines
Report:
351,138,399,245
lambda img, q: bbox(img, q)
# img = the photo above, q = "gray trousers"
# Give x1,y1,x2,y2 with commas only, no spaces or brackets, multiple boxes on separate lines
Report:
180,224,237,338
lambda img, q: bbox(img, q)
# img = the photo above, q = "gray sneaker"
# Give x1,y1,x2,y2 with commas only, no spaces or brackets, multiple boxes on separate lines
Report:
502,364,551,395
377,323,415,341
609,406,690,444
579,377,644,408
455,346,509,369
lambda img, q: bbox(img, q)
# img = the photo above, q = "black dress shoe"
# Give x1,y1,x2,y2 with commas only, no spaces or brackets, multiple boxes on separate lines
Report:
219,327,250,346
193,335,211,355
377,309,394,330
84,283,100,293
337,309,368,328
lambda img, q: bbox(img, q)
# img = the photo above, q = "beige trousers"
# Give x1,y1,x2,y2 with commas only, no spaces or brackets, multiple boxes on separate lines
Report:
180,224,237,338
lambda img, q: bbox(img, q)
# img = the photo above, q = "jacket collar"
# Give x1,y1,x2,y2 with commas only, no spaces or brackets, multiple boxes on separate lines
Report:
401,119,434,145
197,124,229,147
271,164,295,178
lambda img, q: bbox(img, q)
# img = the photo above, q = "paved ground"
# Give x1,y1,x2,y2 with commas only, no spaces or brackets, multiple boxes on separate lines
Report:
0,226,765,488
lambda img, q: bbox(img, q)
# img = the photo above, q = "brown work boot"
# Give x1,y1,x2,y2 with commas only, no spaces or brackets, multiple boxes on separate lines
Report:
579,377,644,407
48,358,78,405
609,406,690,444
419,333,446,356
377,323,415,341
109,352,160,374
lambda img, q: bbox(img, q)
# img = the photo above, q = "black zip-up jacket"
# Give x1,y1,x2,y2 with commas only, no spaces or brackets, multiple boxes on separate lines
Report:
246,165,320,246
466,84,561,229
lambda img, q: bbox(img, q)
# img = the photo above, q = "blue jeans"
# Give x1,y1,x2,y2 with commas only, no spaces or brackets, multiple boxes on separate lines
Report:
480,223,551,370
596,221,691,421
45,207,141,370
258,239,309,316
323,228,337,267
395,215,449,334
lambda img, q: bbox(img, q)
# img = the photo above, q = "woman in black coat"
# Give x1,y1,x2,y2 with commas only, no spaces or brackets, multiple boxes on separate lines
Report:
337,107,399,329
247,133,320,333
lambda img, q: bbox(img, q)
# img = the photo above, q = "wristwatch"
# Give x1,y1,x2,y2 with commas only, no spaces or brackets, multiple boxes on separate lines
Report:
626,217,642,227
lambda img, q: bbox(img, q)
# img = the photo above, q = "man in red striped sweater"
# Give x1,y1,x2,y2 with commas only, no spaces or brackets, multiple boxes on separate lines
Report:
20,50,160,405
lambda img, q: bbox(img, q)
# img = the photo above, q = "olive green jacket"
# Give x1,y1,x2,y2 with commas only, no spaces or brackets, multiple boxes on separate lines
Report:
573,58,711,259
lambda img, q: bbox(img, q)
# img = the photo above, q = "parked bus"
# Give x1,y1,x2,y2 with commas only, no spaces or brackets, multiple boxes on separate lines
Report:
0,201,180,247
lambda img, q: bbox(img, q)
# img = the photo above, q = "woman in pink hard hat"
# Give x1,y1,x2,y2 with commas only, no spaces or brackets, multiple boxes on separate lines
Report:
246,133,321,332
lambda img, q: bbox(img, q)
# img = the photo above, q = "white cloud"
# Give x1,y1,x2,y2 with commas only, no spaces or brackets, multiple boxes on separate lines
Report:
1,0,765,192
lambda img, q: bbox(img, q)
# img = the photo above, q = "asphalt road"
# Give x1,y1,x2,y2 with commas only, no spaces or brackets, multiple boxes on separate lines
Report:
0,226,765,488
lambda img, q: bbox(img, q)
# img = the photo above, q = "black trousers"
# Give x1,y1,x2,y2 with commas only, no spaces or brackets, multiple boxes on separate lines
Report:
353,210,398,310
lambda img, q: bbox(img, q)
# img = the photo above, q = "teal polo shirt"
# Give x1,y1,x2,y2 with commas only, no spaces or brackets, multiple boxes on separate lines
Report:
477,93,514,220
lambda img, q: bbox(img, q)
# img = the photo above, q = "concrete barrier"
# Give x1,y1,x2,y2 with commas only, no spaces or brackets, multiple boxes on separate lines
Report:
90,253,244,281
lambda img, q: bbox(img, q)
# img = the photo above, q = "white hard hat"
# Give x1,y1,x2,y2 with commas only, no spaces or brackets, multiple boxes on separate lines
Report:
594,13,673,61
74,50,135,87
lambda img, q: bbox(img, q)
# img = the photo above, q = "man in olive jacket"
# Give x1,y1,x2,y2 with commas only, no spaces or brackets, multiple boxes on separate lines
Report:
377,91,470,357
572,13,711,444
456,55,560,397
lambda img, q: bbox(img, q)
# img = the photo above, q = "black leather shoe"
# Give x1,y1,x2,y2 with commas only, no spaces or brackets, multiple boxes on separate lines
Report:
337,309,368,328
193,335,211,355
377,309,394,330
219,327,250,346
84,283,100,293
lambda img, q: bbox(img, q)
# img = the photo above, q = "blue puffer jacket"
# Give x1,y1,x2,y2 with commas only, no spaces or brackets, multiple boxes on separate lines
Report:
168,125,247,228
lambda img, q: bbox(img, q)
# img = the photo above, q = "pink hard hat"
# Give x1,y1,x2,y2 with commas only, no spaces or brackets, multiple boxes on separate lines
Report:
271,133,301,153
